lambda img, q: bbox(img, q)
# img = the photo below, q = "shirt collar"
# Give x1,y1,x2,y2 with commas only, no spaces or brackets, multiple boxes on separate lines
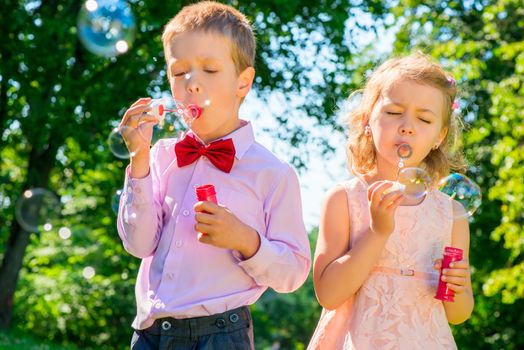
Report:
187,120,254,160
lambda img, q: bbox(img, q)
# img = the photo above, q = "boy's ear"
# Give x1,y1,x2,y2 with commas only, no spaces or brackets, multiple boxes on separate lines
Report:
237,67,255,98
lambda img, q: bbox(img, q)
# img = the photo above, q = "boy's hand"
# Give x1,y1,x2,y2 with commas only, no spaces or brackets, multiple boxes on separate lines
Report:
119,97,157,157
433,258,471,296
367,180,404,236
194,201,261,259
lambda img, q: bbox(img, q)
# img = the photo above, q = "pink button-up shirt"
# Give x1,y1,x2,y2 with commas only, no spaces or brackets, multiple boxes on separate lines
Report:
117,121,311,330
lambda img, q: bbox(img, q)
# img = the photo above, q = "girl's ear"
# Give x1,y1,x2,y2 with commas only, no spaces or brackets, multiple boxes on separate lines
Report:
437,126,449,147
237,67,255,98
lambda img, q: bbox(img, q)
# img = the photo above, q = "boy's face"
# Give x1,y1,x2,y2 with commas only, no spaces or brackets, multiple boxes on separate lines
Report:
165,30,254,143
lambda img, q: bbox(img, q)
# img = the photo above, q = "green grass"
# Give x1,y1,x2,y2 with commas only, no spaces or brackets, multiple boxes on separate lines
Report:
0,329,79,350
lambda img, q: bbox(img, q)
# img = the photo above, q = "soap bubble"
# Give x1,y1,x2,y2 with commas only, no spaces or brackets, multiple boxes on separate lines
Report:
438,173,482,218
77,0,136,57
15,188,61,232
107,125,140,159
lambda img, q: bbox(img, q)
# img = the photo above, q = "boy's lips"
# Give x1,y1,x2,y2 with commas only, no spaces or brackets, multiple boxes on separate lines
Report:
187,104,202,119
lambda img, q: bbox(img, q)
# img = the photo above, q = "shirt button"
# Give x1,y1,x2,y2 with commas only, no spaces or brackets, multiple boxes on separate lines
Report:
193,183,200,188
175,240,183,248
135,187,141,194
127,186,133,194
182,209,190,216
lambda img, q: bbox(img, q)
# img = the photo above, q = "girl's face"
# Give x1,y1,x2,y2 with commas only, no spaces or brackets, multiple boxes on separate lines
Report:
368,78,448,173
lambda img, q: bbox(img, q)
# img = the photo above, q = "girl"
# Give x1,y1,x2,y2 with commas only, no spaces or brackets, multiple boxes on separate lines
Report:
308,53,473,349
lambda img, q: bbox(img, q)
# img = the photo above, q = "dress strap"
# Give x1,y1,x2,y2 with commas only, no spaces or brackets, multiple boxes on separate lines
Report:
372,266,439,281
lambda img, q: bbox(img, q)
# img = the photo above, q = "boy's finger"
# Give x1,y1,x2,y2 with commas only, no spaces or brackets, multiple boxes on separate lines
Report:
194,212,214,224
130,97,152,108
121,106,152,128
194,201,219,214
195,222,213,235
197,231,212,244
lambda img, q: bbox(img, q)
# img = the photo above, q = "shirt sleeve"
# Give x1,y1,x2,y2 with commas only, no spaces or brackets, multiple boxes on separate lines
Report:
238,165,311,292
116,146,163,258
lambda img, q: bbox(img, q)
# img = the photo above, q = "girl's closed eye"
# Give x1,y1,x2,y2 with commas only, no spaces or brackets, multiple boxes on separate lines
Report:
204,67,218,74
386,111,402,116
419,118,432,124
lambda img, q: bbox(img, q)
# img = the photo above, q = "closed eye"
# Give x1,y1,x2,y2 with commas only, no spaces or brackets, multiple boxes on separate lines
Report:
419,118,431,124
204,69,218,74
173,71,187,77
386,112,402,115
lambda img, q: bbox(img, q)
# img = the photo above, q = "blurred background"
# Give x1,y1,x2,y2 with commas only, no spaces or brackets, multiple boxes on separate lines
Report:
0,0,523,348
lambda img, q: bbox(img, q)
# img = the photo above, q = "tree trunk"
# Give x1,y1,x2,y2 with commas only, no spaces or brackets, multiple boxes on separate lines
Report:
0,144,56,329
0,223,30,329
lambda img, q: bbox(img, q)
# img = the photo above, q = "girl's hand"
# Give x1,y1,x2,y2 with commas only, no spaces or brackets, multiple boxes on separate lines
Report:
367,181,404,236
119,97,157,157
434,259,471,296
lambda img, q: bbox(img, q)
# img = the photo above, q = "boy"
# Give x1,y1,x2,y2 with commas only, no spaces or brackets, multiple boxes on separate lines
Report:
117,2,311,349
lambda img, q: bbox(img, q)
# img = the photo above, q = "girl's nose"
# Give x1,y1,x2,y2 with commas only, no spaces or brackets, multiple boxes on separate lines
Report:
399,127,414,135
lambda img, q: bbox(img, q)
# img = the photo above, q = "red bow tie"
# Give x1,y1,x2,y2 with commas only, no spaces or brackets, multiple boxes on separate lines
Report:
174,134,236,173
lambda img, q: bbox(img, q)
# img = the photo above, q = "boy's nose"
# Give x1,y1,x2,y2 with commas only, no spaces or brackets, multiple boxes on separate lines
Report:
187,83,201,94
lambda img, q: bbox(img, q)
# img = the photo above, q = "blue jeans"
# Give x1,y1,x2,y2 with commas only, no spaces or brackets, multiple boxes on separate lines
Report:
130,306,254,350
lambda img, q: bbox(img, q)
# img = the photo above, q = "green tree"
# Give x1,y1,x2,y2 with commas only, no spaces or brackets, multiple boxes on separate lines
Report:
391,0,524,348
0,0,387,346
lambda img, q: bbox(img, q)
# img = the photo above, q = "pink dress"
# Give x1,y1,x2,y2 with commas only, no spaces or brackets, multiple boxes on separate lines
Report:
308,177,457,350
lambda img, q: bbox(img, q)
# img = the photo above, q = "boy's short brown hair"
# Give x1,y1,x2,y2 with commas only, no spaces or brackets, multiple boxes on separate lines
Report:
162,1,255,74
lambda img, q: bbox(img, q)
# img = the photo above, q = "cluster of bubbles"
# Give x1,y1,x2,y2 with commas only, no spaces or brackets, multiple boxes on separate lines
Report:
77,0,136,57
392,144,482,219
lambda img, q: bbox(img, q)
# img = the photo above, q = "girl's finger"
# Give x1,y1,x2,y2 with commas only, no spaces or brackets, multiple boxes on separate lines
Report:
442,275,466,286
445,283,466,294
367,180,385,201
442,268,468,278
370,182,394,207
449,260,469,269
384,191,404,210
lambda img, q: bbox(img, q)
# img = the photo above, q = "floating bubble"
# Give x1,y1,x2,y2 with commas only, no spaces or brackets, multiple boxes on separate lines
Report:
111,188,123,214
15,188,61,232
438,173,482,218
77,0,136,57
107,125,140,159
397,167,431,206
